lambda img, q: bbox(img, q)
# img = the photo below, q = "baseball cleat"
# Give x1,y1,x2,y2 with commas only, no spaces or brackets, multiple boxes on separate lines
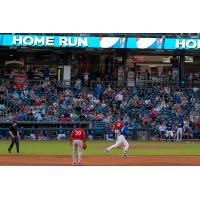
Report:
78,162,84,166
123,151,128,157
104,148,108,153
72,162,77,165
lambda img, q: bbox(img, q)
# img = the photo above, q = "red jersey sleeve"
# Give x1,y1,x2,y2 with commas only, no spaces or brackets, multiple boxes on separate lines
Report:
70,130,75,138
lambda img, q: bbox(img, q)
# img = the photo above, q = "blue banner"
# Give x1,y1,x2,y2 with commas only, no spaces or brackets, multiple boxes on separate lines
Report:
0,34,127,49
2,34,200,50
164,38,200,49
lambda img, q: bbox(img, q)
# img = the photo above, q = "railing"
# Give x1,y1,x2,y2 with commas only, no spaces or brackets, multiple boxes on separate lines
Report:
0,78,76,88
0,77,199,89
90,79,188,89
0,121,90,128
0,126,197,141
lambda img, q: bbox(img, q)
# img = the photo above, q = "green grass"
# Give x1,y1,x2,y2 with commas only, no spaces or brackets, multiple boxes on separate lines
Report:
1,140,200,156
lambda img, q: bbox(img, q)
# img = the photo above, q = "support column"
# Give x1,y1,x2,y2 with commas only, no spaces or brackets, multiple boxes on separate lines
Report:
122,49,128,86
66,53,72,65
179,55,185,84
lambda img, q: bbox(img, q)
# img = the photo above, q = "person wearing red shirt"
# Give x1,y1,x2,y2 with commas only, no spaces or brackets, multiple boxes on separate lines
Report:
69,123,86,165
35,101,42,107
112,118,124,139
60,115,66,122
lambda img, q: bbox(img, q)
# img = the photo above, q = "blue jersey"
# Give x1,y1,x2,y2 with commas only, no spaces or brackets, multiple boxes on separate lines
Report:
120,125,129,136
178,121,183,128
178,112,183,122
166,122,173,131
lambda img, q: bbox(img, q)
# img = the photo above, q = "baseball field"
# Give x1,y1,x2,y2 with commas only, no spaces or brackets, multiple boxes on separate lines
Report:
1,140,200,165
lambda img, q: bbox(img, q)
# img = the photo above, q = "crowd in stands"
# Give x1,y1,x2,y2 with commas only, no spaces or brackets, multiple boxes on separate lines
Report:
1,79,200,138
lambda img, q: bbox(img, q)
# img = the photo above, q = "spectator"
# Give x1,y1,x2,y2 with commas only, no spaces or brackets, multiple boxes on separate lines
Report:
83,70,89,86
158,123,166,139
43,67,50,80
123,113,130,124
115,91,123,109
27,68,34,80
146,69,150,80
74,78,81,93
188,73,193,89
95,84,102,99
0,80,200,137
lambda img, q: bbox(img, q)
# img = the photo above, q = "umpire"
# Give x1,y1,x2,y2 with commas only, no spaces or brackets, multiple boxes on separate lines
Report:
8,120,20,153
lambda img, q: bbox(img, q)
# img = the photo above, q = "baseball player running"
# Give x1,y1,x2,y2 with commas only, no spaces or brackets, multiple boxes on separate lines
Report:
69,123,86,165
105,122,129,157
112,118,124,139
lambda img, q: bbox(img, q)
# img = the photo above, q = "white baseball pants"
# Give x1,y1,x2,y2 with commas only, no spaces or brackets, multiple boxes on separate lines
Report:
107,135,129,152
176,128,183,141
166,130,173,138
72,140,83,163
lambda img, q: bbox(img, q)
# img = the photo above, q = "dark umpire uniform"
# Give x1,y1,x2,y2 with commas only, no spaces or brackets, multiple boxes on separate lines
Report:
8,121,20,153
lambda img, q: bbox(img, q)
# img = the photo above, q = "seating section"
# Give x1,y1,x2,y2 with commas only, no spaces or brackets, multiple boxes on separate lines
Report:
0,82,200,138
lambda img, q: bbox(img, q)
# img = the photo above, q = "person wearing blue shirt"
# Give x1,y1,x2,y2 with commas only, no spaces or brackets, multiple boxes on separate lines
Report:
166,121,174,141
95,84,102,98
178,111,183,122
105,122,129,157
176,120,184,141
57,125,66,140
174,95,181,104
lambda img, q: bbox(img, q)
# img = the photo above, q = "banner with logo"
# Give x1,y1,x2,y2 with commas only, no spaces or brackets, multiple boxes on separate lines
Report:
0,34,126,49
2,34,200,50
127,38,163,49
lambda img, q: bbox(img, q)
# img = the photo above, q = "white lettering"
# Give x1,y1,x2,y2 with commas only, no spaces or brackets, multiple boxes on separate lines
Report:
176,39,185,48
186,40,197,48
78,38,88,47
13,35,88,47
34,37,45,46
58,37,88,47
68,38,77,46
46,37,54,46
23,36,34,45
59,37,68,46
13,36,23,45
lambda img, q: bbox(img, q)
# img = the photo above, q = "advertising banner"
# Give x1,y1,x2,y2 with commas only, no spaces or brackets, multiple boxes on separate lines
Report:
164,38,200,49
127,38,163,49
0,34,126,49
2,34,200,50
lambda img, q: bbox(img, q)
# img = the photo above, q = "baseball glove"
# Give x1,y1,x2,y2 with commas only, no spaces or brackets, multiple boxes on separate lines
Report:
83,143,87,150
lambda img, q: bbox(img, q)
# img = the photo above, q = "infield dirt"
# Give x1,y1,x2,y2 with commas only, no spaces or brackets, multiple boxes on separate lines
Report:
1,155,200,166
